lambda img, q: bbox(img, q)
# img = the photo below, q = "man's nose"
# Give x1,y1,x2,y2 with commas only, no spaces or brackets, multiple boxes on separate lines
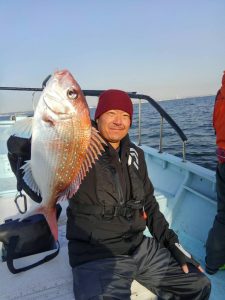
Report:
113,115,122,124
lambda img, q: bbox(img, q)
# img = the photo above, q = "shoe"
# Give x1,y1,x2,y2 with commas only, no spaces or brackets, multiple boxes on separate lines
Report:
205,263,225,275
205,265,218,275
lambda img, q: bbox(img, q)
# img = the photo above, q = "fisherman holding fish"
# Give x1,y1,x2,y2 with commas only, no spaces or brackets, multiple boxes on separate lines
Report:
67,88,211,299
9,70,211,299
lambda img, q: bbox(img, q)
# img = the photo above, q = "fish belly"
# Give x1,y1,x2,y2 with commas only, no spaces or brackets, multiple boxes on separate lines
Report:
31,118,90,207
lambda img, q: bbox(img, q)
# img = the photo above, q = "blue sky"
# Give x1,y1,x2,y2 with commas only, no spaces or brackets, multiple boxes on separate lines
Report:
1,0,225,113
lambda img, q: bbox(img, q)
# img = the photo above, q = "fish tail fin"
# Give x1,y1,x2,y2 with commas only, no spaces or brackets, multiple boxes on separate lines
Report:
38,207,58,242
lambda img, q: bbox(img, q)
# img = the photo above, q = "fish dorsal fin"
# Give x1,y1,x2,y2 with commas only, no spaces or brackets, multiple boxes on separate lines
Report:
60,127,106,200
21,160,41,195
9,117,33,138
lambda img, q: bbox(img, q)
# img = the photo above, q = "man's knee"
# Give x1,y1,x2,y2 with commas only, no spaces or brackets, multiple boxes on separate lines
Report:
197,275,211,299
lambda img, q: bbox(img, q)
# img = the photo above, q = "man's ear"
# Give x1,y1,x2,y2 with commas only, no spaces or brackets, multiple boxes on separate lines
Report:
96,119,98,124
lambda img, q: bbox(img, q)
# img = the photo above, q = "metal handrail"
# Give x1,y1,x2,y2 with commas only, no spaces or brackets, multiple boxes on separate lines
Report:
159,116,164,153
0,83,188,161
82,90,188,161
138,99,142,146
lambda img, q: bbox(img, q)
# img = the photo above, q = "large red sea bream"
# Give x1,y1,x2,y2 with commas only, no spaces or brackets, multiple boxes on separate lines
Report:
11,70,105,240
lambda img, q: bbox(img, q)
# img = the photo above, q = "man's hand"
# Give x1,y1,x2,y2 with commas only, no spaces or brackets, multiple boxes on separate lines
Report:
181,263,204,274
169,243,204,273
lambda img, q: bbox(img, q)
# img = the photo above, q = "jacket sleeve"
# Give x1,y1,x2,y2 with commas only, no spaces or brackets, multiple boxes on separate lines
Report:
212,90,220,132
139,149,179,247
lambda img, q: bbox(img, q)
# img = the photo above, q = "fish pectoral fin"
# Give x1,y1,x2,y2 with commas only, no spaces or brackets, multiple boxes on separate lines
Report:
21,160,41,195
9,117,33,138
62,127,106,199
84,126,106,167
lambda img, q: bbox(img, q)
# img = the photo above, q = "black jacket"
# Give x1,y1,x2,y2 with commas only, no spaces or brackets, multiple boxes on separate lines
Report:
66,133,178,267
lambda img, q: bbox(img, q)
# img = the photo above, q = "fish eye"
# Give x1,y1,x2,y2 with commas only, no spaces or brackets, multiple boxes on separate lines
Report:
67,88,78,100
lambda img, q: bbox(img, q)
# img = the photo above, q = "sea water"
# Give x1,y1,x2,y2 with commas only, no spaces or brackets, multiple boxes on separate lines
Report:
134,95,217,171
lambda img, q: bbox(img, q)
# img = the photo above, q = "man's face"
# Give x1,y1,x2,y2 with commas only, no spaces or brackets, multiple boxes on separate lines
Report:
97,109,131,149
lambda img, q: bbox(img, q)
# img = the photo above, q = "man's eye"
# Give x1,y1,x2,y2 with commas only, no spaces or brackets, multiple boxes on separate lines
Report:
123,114,130,118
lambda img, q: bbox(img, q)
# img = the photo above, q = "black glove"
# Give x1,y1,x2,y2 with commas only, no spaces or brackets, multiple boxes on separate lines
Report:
169,243,200,268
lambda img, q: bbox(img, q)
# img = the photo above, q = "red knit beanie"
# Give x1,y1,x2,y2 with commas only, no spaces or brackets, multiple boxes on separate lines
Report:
95,89,133,124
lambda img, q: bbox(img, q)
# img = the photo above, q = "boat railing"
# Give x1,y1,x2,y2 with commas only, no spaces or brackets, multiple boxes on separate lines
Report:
84,90,188,161
0,82,188,161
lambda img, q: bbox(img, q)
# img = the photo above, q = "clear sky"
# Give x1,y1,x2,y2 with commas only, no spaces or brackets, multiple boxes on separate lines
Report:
1,0,225,113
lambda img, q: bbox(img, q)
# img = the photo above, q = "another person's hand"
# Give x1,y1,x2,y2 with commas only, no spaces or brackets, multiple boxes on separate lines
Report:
169,243,204,273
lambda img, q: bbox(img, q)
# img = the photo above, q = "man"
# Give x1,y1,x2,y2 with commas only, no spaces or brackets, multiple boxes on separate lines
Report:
67,89,211,299
206,71,225,274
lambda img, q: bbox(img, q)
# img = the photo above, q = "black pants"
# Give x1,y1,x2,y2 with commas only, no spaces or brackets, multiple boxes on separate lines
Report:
72,237,211,300
206,163,225,269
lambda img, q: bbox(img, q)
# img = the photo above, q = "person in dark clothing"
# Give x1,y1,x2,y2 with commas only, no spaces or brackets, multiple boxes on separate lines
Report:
67,89,211,299
205,71,225,275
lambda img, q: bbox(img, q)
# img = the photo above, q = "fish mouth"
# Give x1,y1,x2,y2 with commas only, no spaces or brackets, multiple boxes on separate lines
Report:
55,70,70,78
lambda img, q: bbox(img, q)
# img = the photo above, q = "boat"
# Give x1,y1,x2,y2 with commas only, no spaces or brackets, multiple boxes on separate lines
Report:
0,79,224,300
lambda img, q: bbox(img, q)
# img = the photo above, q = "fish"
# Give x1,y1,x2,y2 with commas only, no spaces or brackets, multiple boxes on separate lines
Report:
11,70,105,240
